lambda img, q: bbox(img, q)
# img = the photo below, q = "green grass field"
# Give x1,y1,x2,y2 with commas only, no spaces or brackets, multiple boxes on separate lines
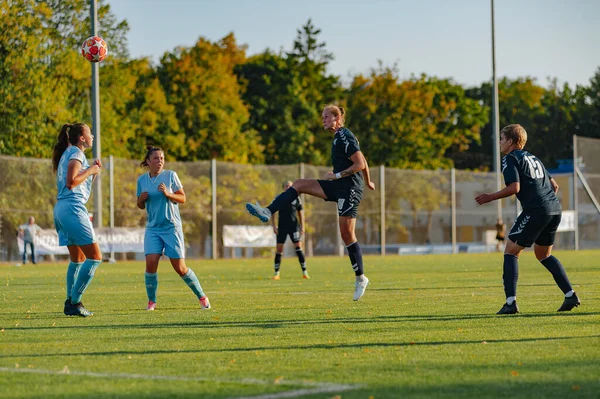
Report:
1,250,599,398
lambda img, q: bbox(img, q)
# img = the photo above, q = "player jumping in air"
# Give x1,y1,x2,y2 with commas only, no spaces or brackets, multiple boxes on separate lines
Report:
246,105,376,300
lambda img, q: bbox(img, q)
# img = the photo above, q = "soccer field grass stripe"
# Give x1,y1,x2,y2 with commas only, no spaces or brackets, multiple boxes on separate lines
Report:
0,367,362,393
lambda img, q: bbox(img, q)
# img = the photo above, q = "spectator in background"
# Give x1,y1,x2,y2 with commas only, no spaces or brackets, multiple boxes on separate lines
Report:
18,216,42,264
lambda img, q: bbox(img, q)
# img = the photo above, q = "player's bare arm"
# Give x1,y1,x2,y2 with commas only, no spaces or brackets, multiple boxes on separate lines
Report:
158,185,186,204
298,209,305,235
361,153,376,190
137,192,149,209
272,212,278,234
475,182,520,205
66,159,100,190
550,178,559,193
323,151,366,180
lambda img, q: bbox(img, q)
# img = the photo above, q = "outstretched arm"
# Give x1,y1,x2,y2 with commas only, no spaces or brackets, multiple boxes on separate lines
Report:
475,182,520,205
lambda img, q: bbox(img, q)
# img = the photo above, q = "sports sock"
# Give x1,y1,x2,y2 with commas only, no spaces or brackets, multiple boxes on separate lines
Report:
181,268,206,299
267,187,299,214
503,254,519,299
145,272,158,303
540,255,573,294
347,241,364,276
274,252,282,273
70,259,102,304
295,248,306,271
565,290,574,298
506,296,516,305
66,261,83,299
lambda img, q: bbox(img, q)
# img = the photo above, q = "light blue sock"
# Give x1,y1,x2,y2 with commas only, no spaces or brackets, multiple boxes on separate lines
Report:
66,261,83,300
70,259,101,304
145,272,158,303
181,268,205,299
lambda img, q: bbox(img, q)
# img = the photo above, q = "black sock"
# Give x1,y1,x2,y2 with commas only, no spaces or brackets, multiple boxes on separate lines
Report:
541,255,573,294
503,254,519,298
347,242,364,276
267,187,299,214
274,253,281,273
296,248,306,271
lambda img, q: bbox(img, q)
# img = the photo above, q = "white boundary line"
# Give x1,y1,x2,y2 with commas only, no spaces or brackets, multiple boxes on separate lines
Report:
0,367,361,399
228,384,359,399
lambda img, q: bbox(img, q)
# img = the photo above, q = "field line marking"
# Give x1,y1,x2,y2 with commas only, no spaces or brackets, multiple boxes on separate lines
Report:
227,384,360,399
0,367,362,394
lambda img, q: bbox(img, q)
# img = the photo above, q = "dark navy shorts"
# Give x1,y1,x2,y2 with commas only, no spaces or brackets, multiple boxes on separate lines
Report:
508,212,561,248
317,179,363,218
276,229,301,244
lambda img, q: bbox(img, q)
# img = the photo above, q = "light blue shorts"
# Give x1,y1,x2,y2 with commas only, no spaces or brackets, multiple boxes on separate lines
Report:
54,200,96,246
144,227,185,259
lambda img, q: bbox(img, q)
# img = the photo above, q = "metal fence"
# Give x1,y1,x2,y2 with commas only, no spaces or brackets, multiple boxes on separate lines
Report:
574,135,600,250
1,138,599,261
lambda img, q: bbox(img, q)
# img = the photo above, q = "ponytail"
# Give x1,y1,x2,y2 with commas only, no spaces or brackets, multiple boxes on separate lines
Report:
52,123,89,172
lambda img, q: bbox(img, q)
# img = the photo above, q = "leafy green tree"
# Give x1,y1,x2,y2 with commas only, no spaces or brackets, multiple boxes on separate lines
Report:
0,0,129,158
236,19,341,165
463,77,546,169
575,67,600,140
346,65,488,169
157,33,263,163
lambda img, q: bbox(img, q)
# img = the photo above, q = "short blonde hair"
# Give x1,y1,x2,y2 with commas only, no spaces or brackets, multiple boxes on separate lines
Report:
323,104,345,127
500,124,527,149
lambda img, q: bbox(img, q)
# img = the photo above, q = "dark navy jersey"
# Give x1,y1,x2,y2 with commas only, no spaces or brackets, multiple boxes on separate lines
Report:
277,196,303,231
331,127,364,189
502,150,561,215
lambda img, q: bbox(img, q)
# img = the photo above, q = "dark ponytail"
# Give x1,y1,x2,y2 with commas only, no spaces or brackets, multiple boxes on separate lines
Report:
140,145,163,167
52,123,89,172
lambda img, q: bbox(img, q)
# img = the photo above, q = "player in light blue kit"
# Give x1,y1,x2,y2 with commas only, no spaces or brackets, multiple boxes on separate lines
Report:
137,146,211,311
52,123,102,317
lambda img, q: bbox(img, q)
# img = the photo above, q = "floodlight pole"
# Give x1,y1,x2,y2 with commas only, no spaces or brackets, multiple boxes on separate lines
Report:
90,0,102,228
491,0,502,222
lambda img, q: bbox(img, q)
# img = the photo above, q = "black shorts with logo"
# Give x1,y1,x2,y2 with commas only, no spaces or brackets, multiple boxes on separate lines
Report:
317,179,363,218
276,229,301,244
508,212,561,248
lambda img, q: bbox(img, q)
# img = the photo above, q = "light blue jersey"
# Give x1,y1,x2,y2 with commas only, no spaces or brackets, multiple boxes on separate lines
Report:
54,146,95,246
137,170,183,230
56,146,93,203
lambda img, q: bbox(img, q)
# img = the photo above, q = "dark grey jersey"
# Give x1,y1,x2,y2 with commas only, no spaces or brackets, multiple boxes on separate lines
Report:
502,150,561,215
331,128,364,189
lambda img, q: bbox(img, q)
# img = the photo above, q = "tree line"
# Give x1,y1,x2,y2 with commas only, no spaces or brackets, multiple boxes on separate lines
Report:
1,0,599,171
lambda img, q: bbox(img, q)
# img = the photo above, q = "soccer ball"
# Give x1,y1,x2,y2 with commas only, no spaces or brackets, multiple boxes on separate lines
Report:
81,36,108,63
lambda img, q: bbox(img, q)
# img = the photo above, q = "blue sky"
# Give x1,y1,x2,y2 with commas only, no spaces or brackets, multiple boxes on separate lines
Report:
107,0,600,88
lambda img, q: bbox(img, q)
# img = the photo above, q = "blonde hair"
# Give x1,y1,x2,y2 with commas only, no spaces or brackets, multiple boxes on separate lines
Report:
500,124,527,149
323,104,345,127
